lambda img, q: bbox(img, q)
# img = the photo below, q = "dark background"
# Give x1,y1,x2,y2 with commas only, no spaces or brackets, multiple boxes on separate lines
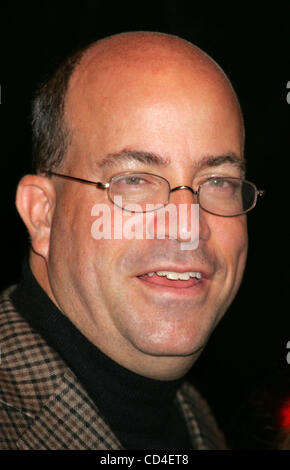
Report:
1,1,290,449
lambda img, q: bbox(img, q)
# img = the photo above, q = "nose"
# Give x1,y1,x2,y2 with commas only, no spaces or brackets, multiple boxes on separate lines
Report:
167,186,210,245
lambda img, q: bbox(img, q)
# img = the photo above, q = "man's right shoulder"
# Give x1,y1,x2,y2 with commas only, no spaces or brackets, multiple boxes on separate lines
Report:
0,285,66,378
0,286,67,449
0,286,125,450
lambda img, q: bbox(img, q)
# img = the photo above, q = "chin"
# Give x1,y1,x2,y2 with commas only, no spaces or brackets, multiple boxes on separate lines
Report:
132,331,206,358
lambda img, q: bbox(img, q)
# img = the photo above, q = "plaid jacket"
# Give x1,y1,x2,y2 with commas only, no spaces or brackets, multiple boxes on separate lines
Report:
0,286,227,450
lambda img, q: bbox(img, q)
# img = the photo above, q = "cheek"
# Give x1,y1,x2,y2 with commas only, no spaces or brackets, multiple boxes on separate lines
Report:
49,190,96,268
211,215,248,284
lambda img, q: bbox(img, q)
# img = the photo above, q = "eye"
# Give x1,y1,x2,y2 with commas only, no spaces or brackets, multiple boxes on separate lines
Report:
201,177,240,197
207,177,237,188
209,178,226,187
112,174,155,191
121,176,147,185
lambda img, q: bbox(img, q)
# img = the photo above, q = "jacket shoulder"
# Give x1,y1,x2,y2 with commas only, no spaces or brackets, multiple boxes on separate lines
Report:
0,286,67,448
177,381,228,450
0,286,121,450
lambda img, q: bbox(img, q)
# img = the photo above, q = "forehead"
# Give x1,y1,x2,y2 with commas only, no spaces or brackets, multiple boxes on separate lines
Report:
64,39,244,172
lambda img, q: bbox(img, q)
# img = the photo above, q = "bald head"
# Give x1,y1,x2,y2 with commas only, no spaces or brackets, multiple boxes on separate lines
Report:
32,31,244,174
75,31,223,73
73,31,232,82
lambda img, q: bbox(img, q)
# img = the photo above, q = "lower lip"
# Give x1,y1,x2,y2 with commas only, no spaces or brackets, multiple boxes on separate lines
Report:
136,273,207,296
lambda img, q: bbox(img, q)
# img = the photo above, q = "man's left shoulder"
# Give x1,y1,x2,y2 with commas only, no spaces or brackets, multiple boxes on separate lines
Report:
177,381,228,450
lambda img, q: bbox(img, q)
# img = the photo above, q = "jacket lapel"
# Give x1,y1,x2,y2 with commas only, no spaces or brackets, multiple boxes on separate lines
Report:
0,288,122,450
16,369,123,450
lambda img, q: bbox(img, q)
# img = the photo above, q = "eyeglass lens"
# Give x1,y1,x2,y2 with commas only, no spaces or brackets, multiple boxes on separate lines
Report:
108,173,257,215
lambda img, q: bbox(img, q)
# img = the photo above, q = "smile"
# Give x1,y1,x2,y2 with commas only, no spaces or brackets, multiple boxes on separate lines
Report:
137,270,203,290
147,270,202,280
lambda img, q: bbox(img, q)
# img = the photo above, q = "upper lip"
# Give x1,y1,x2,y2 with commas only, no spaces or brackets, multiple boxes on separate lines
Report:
136,265,213,279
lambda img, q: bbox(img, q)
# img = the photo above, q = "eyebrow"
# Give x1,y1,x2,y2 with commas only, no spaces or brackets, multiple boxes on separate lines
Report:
196,153,246,175
96,150,171,169
96,149,246,175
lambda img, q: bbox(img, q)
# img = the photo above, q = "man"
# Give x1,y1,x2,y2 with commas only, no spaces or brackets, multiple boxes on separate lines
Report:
0,31,263,450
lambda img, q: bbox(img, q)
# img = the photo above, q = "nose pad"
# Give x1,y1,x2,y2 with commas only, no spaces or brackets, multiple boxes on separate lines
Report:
169,186,198,208
170,185,197,198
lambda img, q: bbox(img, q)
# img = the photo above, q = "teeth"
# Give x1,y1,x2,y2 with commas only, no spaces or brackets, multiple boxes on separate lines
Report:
177,272,190,280
165,272,180,280
148,271,202,280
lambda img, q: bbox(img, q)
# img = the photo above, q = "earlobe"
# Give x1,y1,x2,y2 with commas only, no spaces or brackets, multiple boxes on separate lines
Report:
16,174,55,260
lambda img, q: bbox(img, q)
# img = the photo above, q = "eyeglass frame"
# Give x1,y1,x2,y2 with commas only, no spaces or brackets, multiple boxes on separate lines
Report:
46,170,265,217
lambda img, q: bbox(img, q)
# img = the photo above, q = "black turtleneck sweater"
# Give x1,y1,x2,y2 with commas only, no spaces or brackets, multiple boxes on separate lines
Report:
10,259,193,450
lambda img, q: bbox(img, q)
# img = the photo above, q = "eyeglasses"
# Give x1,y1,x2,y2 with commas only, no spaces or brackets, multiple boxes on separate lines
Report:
47,171,264,217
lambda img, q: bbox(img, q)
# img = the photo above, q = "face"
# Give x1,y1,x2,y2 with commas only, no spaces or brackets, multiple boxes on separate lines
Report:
46,49,247,378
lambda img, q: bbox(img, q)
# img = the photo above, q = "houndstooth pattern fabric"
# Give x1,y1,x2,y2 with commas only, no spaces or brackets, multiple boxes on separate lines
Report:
0,286,227,450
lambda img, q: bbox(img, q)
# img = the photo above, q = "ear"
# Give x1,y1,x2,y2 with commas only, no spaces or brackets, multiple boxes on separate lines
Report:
16,174,56,260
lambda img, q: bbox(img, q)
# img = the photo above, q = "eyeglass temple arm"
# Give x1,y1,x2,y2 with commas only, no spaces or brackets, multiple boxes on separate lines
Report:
47,171,109,189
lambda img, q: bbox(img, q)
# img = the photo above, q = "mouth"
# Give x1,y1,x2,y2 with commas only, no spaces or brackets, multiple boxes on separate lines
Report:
137,268,207,291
